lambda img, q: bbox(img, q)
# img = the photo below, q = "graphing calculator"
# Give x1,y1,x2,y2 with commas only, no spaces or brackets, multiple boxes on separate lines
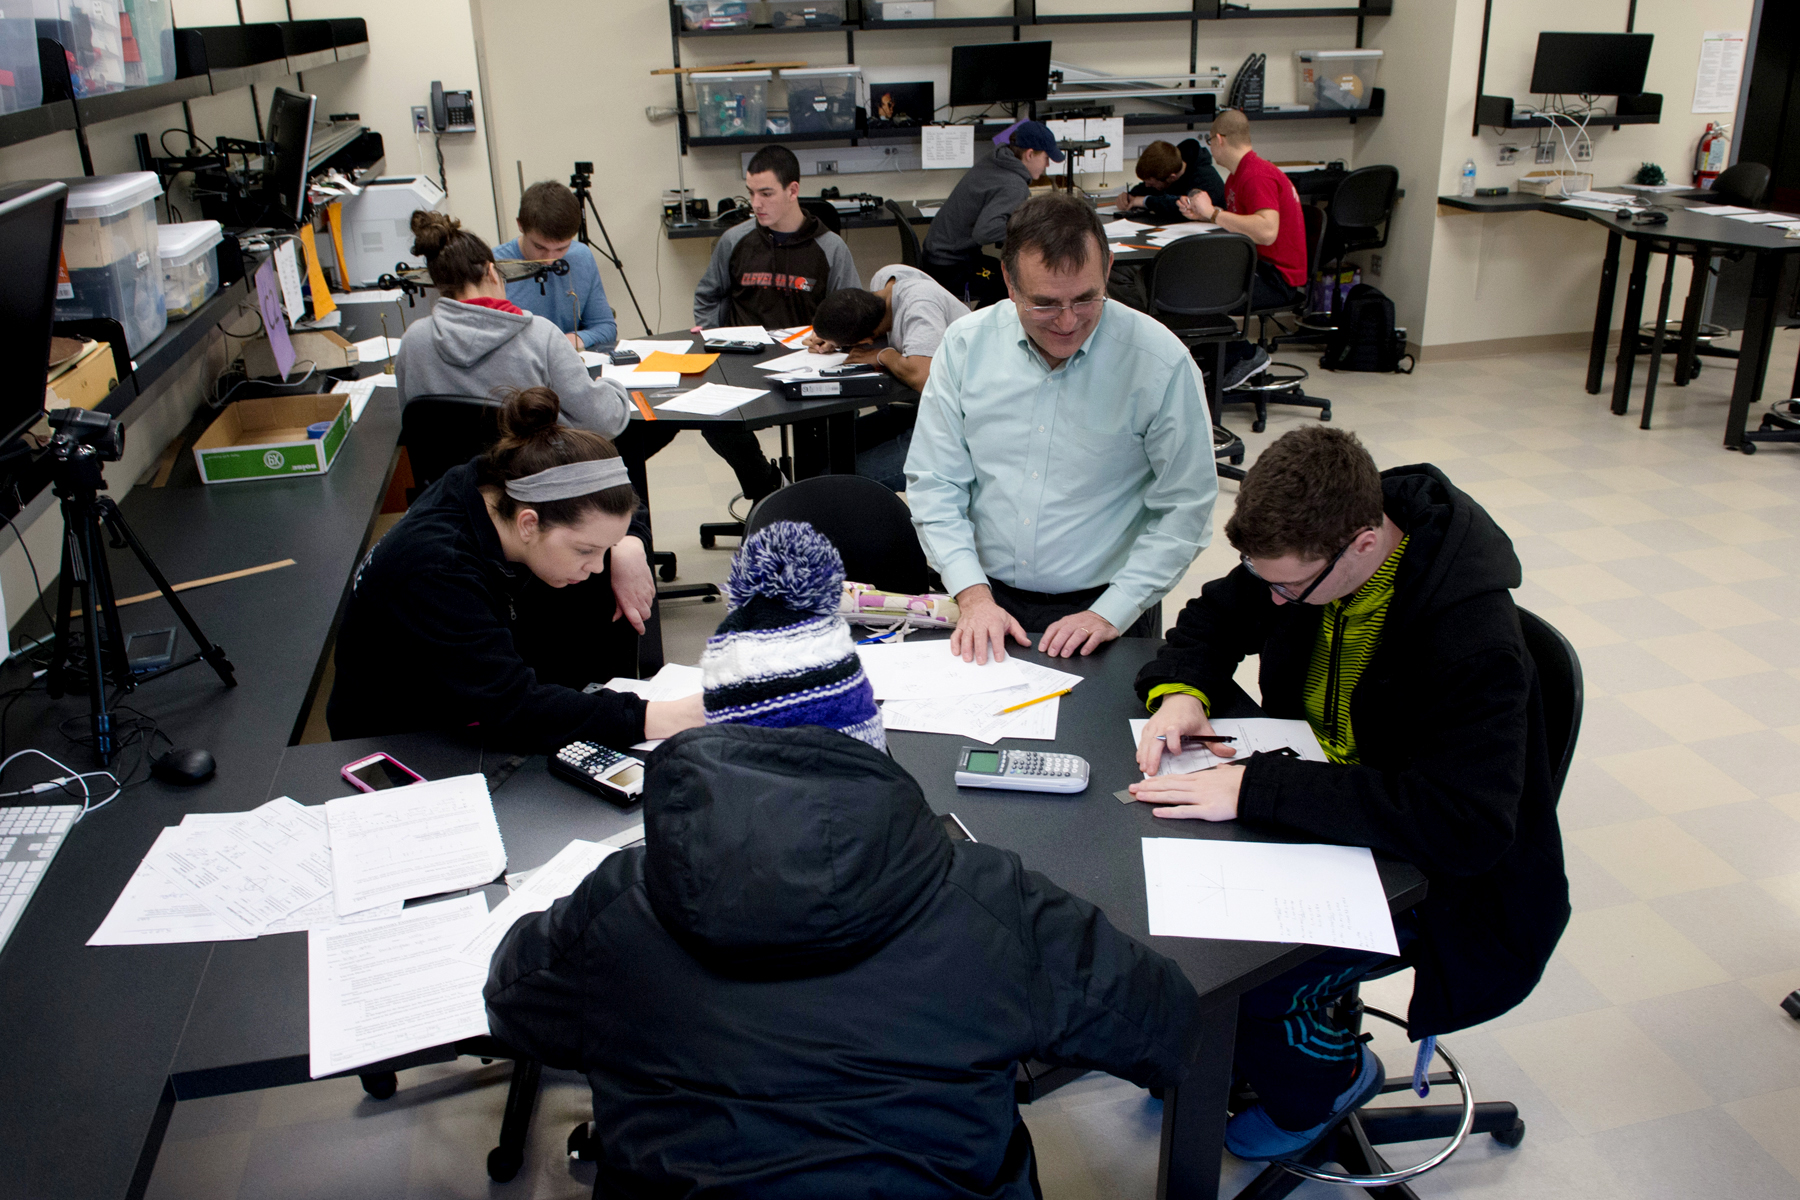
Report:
549,741,647,808
954,748,1090,794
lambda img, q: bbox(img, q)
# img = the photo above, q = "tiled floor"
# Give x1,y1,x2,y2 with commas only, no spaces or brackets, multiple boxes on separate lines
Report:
147,332,1800,1199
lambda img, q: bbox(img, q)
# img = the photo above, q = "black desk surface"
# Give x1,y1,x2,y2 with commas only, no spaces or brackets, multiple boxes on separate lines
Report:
665,199,928,241
1439,188,1800,251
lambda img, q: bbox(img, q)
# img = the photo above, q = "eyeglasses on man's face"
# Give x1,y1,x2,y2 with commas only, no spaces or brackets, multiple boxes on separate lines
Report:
1240,531,1367,603
1017,298,1105,322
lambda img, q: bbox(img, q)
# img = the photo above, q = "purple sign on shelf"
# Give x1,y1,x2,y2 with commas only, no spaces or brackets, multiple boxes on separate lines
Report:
253,259,296,380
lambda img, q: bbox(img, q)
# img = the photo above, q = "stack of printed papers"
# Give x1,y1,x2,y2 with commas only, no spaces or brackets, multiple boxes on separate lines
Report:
1145,222,1221,243
656,383,767,415
882,659,1084,743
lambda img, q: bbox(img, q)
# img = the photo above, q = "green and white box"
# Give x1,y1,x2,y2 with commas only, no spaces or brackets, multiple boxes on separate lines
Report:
192,394,351,483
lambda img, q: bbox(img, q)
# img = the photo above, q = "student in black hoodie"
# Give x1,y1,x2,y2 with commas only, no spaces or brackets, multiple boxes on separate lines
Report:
487,522,1203,1199
1115,137,1227,218
327,386,705,751
1129,426,1569,1163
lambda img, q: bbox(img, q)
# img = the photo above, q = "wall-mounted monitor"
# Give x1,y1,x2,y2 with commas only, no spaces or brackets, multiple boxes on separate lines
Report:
950,42,1053,108
1529,32,1654,97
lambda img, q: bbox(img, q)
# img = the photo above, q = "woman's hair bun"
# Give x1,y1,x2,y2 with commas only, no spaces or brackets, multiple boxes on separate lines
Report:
409,210,462,258
497,386,563,442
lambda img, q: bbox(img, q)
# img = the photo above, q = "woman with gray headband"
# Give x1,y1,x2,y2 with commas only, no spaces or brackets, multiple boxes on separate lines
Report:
326,387,706,751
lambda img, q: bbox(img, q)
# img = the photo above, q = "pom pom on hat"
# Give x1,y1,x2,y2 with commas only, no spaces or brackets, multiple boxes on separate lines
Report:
724,520,845,615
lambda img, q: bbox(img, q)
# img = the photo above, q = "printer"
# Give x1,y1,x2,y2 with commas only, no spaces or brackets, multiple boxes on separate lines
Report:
337,175,447,287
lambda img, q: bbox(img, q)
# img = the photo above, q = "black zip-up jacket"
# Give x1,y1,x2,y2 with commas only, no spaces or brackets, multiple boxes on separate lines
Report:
1135,465,1569,1038
486,725,1204,1199
326,461,651,751
1127,138,1228,217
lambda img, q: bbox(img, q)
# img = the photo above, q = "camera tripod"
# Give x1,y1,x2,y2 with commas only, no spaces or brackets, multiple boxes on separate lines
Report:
569,161,653,337
42,413,235,765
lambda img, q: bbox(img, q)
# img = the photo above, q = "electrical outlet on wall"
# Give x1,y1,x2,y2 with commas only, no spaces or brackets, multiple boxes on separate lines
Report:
1574,138,1593,162
1370,254,1383,277
1497,145,1519,166
1535,142,1555,165
817,161,837,174
412,106,429,133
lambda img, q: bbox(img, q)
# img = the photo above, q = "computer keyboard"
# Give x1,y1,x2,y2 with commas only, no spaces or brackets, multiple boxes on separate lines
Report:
0,805,80,954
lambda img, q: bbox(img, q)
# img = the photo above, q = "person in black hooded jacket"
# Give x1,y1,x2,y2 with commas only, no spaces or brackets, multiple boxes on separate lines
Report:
1127,426,1569,1162
486,521,1203,1199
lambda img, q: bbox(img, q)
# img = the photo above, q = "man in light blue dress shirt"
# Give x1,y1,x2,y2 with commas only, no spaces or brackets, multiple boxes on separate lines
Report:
906,192,1218,663
494,181,618,351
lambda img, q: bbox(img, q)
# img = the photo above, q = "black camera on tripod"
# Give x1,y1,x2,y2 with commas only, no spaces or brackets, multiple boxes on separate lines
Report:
570,161,594,191
47,407,125,462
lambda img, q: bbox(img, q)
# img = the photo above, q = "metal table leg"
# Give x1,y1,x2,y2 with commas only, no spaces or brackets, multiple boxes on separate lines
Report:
1610,239,1653,415
1157,999,1238,1200
1641,246,1679,430
1726,250,1784,451
1673,244,1711,387
1586,230,1623,395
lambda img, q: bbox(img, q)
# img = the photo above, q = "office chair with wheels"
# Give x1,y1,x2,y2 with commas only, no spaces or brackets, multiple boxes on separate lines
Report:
886,199,923,267
1233,205,1332,431
1230,606,1582,1200
1146,233,1258,483
744,473,932,592
799,198,843,235
356,1036,545,1183
398,393,500,503
1276,166,1397,346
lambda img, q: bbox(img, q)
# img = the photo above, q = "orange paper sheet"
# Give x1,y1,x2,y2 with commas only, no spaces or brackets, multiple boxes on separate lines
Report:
298,225,336,320
325,202,351,285
639,350,720,375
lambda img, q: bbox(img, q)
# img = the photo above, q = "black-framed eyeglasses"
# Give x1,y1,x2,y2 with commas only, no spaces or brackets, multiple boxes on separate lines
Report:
1241,532,1365,603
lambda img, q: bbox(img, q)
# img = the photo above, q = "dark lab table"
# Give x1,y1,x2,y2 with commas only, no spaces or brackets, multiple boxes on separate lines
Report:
158,638,1425,1200
662,198,930,241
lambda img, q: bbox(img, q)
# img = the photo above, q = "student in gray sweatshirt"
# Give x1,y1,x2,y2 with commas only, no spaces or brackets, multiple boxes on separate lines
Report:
920,121,1063,306
394,211,629,439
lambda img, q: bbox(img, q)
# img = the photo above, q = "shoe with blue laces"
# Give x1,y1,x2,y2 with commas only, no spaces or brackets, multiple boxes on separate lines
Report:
1224,1046,1386,1162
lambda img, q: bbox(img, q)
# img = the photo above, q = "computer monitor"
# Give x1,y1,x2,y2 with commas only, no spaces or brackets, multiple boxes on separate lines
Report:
1529,32,1654,97
263,86,317,224
950,42,1053,108
0,181,69,446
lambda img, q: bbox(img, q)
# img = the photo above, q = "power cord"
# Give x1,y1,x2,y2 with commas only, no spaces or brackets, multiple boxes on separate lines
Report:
0,748,121,823
0,506,59,637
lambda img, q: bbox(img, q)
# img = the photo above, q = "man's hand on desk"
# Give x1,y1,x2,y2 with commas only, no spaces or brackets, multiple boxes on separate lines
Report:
1039,610,1119,659
1135,692,1236,776
565,332,585,351
644,693,706,740
803,332,837,353
1128,765,1244,821
1177,191,1217,221
951,585,1029,664
609,536,656,634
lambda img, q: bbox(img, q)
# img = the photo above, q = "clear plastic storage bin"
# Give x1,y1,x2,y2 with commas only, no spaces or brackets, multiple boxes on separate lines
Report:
35,0,128,98
120,0,176,88
157,220,222,319
0,14,43,113
1294,49,1383,111
679,1,753,31
55,171,167,353
783,66,861,134
694,70,770,138
767,2,846,27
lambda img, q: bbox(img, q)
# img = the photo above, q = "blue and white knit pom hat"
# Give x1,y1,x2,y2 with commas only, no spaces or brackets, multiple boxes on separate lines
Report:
701,521,886,751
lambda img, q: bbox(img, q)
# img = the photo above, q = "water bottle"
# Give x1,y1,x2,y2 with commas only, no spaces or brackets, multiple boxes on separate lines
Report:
1460,158,1477,198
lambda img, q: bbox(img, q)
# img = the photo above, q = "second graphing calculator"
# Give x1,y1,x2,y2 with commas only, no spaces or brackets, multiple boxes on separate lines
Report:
954,748,1090,794
549,741,647,808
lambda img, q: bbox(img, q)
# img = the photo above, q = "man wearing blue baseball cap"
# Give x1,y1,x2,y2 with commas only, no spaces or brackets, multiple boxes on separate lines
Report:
921,120,1063,307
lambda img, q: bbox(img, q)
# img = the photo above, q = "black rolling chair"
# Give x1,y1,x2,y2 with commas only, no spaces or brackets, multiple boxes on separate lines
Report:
398,394,500,502
1232,203,1332,432
886,199,923,267
1274,165,1398,349
1231,606,1582,1200
1146,233,1258,483
744,474,932,592
799,198,843,234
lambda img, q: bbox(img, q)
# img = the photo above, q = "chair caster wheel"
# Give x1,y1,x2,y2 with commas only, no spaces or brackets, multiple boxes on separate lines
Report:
1739,440,1757,454
1320,407,1333,421
703,593,721,602
1230,451,1244,465
1491,1119,1526,1148
657,563,677,582
359,1071,397,1100
487,1146,524,1182
1252,419,1266,433
700,533,716,549
568,1121,600,1162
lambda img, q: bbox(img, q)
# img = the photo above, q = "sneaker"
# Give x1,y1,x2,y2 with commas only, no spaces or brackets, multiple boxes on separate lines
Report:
1222,345,1271,391
1224,1046,1385,1162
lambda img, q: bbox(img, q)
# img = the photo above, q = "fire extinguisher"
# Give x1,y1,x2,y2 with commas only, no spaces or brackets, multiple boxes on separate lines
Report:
1694,122,1729,188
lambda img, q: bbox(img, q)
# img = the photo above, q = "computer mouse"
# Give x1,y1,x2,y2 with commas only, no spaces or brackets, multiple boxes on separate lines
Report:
151,748,217,785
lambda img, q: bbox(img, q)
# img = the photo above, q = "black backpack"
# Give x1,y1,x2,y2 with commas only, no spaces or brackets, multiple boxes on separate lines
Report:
1321,284,1415,373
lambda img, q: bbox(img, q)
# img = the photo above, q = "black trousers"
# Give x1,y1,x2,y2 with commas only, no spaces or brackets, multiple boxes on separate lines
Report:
922,253,1008,308
1220,260,1304,373
613,421,781,502
987,578,1163,639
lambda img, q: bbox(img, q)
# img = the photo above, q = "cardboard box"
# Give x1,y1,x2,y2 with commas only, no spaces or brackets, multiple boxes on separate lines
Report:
46,339,119,409
1517,170,1593,198
241,329,359,380
192,394,352,484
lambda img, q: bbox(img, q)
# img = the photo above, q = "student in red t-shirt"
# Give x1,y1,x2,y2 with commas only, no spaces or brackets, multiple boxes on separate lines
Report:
1178,109,1309,386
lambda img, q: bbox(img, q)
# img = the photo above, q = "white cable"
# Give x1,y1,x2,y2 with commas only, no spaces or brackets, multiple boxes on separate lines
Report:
0,749,120,822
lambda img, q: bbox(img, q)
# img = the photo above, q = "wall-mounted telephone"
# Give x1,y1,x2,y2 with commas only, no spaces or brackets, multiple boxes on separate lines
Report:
431,81,477,133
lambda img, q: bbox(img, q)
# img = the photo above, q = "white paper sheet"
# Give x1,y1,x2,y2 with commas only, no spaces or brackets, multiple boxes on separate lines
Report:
604,367,682,389
579,350,606,367
1128,717,1328,777
1147,223,1221,242
917,205,942,218
453,840,618,967
602,662,704,702
307,893,492,1078
1724,211,1795,223
274,240,306,328
335,289,405,304
331,374,396,422
1689,204,1754,216
1142,837,1399,955
856,639,1026,701
351,335,403,363
921,124,974,170
881,660,1083,743
757,348,846,372
88,827,252,946
1098,218,1142,240
1555,200,1635,214
656,383,767,416
700,325,775,344
324,774,507,916
155,798,335,936
1692,30,1747,114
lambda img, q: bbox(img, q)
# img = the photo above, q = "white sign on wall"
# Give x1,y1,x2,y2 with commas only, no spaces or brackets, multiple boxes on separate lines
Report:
1692,30,1747,115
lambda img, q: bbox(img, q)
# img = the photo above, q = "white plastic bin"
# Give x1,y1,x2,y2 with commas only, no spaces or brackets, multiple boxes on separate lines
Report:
35,0,128,98
56,171,167,353
783,66,861,134
1294,49,1383,111
694,70,770,138
120,0,176,89
767,2,846,28
0,14,43,113
158,220,223,319
679,1,753,31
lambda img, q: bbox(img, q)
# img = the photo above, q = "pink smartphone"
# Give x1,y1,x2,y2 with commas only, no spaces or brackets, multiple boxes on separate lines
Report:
341,752,425,793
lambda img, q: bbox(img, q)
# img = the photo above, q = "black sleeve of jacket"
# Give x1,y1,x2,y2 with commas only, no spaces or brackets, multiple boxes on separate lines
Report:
387,560,648,751
1135,567,1278,706
485,851,639,1070
1021,867,1203,1088
1238,638,1532,877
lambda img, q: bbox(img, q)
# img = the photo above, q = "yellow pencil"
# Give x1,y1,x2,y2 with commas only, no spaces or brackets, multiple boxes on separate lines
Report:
994,688,1072,716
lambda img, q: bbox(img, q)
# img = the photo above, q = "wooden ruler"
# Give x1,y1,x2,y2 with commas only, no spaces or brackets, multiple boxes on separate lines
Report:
71,558,297,616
